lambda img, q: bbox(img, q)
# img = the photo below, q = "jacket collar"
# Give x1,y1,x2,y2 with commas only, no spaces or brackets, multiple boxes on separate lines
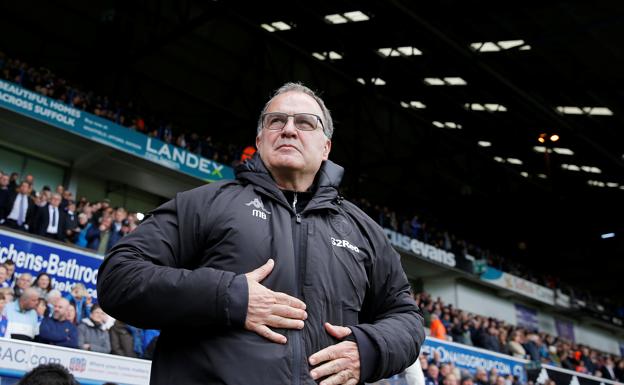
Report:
235,153,343,213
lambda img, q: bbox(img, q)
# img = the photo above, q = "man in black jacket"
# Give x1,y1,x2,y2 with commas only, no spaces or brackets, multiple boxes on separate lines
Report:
31,193,66,241
1,181,35,231
97,82,425,385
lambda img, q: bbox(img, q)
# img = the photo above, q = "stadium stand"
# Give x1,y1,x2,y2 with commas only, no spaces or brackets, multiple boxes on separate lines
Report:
1,51,622,385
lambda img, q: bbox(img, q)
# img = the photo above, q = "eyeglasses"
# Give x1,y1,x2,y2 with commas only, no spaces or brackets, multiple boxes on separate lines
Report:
262,112,324,132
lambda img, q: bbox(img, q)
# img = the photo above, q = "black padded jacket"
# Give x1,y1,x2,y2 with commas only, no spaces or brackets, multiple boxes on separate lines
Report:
97,154,425,385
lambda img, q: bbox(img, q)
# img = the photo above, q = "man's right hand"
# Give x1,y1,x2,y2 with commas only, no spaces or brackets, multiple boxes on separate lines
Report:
245,259,307,344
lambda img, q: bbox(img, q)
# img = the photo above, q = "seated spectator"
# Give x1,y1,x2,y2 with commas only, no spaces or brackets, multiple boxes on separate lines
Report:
66,303,77,326
0,265,10,288
1,181,35,231
44,289,62,317
14,273,33,299
38,298,78,348
474,368,488,385
16,363,79,385
31,192,66,241
4,287,39,340
0,287,14,303
32,272,53,298
35,298,47,323
78,304,111,353
110,320,137,358
4,260,16,287
444,373,459,385
425,364,440,385
0,292,8,337
64,283,92,323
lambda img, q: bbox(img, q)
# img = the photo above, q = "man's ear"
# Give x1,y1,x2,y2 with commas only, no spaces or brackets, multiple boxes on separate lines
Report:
322,139,332,160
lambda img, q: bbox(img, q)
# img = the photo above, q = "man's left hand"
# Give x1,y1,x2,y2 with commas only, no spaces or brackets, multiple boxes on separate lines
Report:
309,322,360,385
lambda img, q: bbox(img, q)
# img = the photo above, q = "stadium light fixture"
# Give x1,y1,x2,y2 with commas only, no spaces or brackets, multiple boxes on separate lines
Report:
260,24,276,32
557,106,614,116
424,77,445,85
356,78,366,85
271,21,292,31
601,232,615,239
444,77,467,85
410,101,426,109
552,147,573,155
312,52,326,61
506,158,523,165
372,78,386,85
325,11,370,24
477,141,492,147
470,40,529,53
493,156,505,163
520,172,529,178
537,174,548,179
465,103,507,112
550,134,560,142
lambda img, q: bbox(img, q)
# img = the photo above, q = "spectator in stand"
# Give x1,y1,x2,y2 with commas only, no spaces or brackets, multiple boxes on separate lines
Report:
474,368,488,385
78,304,111,353
38,297,78,348
600,356,617,380
524,333,541,361
0,288,14,304
44,290,62,317
0,173,10,218
425,364,440,385
507,330,527,358
14,273,33,299
110,320,137,357
460,376,474,385
0,265,10,288
64,200,78,240
4,260,16,287
615,359,624,381
66,302,77,326
430,313,447,340
1,181,35,231
31,192,66,241
32,273,53,298
64,283,92,323
35,298,47,323
0,292,8,337
112,207,128,233
488,368,498,385
74,212,92,248
87,215,122,254
4,287,39,340
444,373,459,385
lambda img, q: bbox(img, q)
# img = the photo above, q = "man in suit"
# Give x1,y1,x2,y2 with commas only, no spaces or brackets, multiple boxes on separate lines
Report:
31,193,66,241
0,173,10,219
1,181,36,231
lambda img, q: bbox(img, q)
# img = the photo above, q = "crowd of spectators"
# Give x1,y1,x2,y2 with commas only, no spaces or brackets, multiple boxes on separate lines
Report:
2,49,619,319
0,261,158,360
355,198,624,322
0,50,242,167
415,292,624,381
0,170,141,255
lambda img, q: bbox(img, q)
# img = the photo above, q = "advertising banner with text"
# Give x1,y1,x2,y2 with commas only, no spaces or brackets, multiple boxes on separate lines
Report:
0,79,233,182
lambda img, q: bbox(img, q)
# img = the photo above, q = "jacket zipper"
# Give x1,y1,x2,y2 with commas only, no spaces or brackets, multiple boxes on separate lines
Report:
292,191,302,385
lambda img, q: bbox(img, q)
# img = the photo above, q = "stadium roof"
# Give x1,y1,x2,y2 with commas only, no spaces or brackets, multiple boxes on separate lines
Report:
1,0,623,299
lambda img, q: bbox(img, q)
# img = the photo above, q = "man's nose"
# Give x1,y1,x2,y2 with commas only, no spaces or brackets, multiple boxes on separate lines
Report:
280,116,298,136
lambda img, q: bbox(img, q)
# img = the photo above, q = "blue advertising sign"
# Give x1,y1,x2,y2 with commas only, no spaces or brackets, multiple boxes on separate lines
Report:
0,79,234,182
422,337,528,382
0,229,102,299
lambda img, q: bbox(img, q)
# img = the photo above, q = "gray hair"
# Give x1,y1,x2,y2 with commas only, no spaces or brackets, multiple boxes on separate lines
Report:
256,82,334,139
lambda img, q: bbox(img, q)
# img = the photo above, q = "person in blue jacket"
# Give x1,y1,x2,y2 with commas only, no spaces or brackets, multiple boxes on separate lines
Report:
38,297,78,348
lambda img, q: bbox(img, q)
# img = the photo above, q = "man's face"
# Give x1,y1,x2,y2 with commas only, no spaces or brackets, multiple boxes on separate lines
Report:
428,365,439,379
53,300,69,321
256,92,331,181
18,182,29,195
0,175,8,187
6,264,14,277
50,195,61,208
21,293,38,311
17,275,31,289
0,267,7,282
